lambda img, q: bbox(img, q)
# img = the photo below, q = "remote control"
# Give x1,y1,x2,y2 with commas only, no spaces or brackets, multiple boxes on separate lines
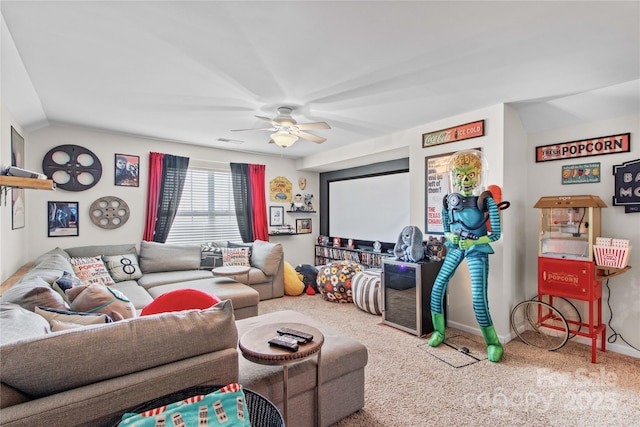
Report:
268,336,299,352
280,333,308,344
277,327,313,343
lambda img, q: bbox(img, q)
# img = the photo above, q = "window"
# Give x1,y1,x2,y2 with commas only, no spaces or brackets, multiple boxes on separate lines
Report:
165,168,242,244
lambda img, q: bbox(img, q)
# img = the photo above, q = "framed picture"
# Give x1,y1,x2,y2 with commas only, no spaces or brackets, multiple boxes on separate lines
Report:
296,218,312,234
48,201,79,237
269,206,284,226
115,154,139,187
11,127,25,230
424,147,481,234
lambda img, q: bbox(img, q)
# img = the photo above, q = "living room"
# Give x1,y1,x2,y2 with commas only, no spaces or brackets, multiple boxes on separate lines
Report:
1,2,639,425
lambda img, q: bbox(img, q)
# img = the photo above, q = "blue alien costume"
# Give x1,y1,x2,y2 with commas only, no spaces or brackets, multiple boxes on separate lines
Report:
428,150,506,362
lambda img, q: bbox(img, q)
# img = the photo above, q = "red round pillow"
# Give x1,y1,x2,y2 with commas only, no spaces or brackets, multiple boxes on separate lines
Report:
140,289,221,316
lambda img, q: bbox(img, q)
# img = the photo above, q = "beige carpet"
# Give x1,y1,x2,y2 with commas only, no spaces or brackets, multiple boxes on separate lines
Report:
258,294,640,427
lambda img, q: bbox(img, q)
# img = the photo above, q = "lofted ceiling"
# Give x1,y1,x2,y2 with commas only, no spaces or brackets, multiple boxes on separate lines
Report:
1,1,639,160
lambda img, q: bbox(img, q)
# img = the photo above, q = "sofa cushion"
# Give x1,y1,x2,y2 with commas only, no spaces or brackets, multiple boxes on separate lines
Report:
221,247,250,267
139,241,201,273
69,256,116,286
250,240,283,276
0,276,68,312
0,303,51,346
65,243,137,258
137,270,213,290
35,306,112,325
1,300,237,397
110,280,154,310
102,253,143,282
22,253,75,286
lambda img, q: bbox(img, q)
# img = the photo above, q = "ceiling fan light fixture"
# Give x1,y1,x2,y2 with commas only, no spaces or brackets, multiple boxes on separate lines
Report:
271,131,298,147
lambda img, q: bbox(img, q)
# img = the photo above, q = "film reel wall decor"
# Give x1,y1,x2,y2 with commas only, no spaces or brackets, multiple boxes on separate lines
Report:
42,144,102,191
90,196,130,229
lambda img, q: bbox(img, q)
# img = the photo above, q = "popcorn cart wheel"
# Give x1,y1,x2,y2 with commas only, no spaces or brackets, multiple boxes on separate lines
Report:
529,294,582,338
510,300,570,351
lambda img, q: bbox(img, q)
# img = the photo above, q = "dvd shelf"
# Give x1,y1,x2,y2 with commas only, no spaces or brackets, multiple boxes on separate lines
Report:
315,245,392,268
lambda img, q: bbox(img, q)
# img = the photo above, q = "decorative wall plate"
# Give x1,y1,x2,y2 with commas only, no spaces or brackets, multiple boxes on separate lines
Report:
90,196,130,229
42,144,102,191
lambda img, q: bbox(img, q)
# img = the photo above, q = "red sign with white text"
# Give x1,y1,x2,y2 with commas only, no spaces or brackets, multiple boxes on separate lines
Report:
422,120,485,148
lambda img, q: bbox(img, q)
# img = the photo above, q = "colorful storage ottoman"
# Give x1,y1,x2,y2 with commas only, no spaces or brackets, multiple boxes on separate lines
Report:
317,261,364,303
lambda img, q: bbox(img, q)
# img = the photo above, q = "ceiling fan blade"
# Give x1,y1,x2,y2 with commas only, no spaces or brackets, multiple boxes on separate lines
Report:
255,115,278,125
231,127,275,132
296,122,331,130
298,131,326,144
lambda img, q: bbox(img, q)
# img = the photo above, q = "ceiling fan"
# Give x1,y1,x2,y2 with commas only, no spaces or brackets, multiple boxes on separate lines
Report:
232,106,331,147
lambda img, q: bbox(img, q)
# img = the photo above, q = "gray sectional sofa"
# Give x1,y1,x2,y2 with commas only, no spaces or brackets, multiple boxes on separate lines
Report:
0,240,368,427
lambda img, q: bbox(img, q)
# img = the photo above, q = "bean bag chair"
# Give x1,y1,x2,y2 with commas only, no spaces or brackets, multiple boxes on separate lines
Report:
283,261,305,296
316,260,364,303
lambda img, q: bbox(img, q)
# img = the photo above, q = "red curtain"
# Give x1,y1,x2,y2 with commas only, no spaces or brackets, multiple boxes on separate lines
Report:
249,164,269,241
142,152,165,241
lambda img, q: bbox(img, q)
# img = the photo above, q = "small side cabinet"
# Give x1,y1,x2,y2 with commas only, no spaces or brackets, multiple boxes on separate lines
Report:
381,259,443,337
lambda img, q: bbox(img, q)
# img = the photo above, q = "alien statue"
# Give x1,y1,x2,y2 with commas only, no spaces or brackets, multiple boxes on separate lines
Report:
428,149,508,362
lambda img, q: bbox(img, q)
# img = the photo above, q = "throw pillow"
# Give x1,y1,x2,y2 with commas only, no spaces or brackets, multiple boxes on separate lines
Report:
201,243,224,269
0,276,68,312
140,289,221,316
53,271,84,304
221,247,250,267
102,254,143,282
66,284,136,321
69,256,116,286
251,240,283,276
119,384,249,427
228,241,252,257
295,264,319,292
50,319,84,332
35,306,112,326
283,261,305,296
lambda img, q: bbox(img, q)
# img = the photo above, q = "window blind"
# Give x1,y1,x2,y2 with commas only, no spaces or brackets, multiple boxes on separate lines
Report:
165,168,242,244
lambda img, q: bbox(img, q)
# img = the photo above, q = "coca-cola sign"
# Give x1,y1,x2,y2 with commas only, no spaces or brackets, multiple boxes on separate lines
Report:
422,120,485,148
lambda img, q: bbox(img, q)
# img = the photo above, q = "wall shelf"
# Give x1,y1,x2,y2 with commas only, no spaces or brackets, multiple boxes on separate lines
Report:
0,176,55,191
0,176,55,204
286,210,316,213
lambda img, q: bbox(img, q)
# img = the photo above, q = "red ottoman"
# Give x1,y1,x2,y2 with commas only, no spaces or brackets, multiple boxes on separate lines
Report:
316,261,364,303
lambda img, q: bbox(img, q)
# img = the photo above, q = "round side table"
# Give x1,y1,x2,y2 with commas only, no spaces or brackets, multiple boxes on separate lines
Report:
213,265,251,284
239,322,324,427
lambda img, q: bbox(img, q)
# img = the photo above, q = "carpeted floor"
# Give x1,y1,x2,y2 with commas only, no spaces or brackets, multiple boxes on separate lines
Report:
258,294,640,427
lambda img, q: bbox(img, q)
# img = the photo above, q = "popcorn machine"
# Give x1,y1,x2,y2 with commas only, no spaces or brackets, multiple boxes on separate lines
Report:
511,195,630,363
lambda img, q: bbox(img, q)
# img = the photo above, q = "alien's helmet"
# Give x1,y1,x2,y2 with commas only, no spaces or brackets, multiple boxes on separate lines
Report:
447,149,488,197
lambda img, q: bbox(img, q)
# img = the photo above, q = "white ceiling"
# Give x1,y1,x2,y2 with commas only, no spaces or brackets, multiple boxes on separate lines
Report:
2,1,639,160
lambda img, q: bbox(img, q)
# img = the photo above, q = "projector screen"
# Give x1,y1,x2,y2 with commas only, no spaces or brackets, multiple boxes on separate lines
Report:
329,172,410,243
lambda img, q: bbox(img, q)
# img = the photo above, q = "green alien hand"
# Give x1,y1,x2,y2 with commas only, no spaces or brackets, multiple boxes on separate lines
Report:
459,235,490,250
445,232,460,245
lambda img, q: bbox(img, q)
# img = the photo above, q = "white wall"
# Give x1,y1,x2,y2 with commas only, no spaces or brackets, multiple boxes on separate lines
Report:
0,105,30,280
525,114,640,357
0,124,319,281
